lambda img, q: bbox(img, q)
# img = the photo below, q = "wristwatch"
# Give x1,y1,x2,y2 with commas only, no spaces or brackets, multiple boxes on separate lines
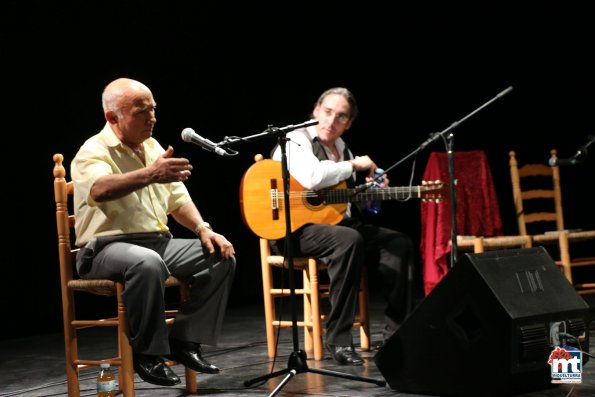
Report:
194,221,212,234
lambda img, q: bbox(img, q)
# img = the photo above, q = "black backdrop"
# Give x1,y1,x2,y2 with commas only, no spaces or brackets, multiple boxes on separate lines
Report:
3,3,594,340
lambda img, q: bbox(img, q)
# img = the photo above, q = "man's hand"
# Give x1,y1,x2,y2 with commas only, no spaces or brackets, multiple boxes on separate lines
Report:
349,155,376,172
199,230,235,259
150,146,193,183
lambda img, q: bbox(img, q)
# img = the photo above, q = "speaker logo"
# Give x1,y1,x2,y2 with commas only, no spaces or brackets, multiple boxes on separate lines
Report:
548,346,582,383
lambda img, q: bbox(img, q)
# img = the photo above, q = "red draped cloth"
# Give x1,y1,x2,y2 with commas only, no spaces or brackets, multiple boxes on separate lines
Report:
420,150,503,295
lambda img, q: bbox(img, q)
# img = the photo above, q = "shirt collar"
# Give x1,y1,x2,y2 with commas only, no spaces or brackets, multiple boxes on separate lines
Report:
99,122,156,151
308,125,347,160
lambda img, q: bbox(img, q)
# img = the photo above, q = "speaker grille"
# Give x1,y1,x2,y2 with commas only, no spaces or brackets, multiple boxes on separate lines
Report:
566,317,589,359
567,317,587,339
518,323,548,363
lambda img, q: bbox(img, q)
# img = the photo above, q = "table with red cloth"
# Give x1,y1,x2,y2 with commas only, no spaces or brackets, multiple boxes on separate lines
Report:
420,150,503,295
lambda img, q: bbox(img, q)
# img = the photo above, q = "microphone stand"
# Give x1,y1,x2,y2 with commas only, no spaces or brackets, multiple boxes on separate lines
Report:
380,86,514,268
219,121,386,396
571,134,594,163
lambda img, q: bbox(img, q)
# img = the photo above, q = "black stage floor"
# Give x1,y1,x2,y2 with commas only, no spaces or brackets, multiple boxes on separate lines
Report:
1,291,594,397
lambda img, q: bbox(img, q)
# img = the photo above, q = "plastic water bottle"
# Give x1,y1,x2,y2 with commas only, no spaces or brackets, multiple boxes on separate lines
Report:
365,168,384,215
96,362,117,397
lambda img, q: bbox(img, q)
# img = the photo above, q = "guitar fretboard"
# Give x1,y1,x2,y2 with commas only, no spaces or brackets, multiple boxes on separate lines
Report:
320,185,436,203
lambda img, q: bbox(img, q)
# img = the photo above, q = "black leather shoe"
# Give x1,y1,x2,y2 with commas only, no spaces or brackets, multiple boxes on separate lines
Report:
168,338,220,374
133,353,181,386
326,344,364,366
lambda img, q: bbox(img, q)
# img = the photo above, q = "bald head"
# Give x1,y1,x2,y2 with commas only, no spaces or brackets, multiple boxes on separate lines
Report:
100,78,157,145
102,78,152,117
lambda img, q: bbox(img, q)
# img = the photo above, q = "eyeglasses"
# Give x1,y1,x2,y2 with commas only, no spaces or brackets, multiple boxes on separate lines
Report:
322,108,351,125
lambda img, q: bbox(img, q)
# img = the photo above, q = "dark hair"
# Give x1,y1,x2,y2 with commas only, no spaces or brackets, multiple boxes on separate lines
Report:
314,87,359,121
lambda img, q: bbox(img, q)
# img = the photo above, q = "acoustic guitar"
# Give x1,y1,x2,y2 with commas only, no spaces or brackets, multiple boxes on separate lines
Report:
239,159,448,239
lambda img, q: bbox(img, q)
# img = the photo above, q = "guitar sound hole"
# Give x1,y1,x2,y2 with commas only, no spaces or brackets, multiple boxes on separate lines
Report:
305,191,324,207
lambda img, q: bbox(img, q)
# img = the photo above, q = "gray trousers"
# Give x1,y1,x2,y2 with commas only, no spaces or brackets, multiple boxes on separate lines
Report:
77,233,236,355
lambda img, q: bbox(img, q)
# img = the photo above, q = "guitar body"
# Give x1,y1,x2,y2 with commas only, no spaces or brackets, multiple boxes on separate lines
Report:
240,159,346,239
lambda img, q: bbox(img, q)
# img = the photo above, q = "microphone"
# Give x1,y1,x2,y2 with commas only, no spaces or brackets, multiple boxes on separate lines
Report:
181,128,228,156
548,152,582,167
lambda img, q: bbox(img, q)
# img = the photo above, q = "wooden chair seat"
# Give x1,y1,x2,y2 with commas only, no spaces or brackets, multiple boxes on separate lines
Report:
532,230,595,245
67,275,183,296
457,235,533,253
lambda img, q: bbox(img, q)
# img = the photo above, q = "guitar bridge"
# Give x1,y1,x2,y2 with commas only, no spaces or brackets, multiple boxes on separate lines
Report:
270,179,279,220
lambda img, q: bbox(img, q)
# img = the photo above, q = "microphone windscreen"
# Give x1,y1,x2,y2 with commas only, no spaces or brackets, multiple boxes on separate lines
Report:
181,128,194,142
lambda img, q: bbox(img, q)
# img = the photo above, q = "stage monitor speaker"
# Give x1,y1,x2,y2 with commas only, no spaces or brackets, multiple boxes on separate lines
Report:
374,247,591,396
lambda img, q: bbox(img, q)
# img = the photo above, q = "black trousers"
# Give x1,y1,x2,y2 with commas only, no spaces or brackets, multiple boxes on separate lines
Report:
273,218,414,346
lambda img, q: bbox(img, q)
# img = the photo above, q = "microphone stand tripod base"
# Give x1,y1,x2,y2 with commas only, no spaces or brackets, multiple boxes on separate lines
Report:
244,350,308,388
244,349,386,393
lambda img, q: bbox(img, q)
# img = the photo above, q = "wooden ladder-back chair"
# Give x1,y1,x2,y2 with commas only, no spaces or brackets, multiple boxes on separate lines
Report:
509,149,595,294
53,153,197,396
259,237,370,361
239,154,370,361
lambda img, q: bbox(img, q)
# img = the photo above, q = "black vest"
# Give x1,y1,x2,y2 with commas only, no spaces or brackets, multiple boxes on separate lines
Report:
311,137,355,188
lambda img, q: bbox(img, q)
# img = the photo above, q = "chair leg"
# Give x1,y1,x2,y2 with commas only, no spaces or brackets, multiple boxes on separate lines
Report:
473,237,485,253
185,368,198,393
117,283,135,397
558,231,573,284
303,268,313,355
260,240,277,358
358,269,370,351
308,258,323,361
178,282,198,394
63,289,81,397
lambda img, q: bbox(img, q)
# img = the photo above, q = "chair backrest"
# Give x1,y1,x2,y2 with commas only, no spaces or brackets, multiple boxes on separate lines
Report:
54,152,76,275
54,153,117,296
509,149,565,236
54,153,77,283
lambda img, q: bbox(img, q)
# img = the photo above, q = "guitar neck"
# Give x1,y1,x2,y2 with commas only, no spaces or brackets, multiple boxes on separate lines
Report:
323,186,425,203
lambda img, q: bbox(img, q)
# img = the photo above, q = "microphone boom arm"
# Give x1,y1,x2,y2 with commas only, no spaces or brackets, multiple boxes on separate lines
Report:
216,120,319,151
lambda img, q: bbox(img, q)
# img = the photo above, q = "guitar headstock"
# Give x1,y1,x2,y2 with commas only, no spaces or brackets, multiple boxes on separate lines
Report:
421,180,449,202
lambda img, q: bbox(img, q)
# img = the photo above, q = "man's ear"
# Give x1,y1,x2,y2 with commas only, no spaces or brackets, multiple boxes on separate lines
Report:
106,110,118,124
344,119,353,131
